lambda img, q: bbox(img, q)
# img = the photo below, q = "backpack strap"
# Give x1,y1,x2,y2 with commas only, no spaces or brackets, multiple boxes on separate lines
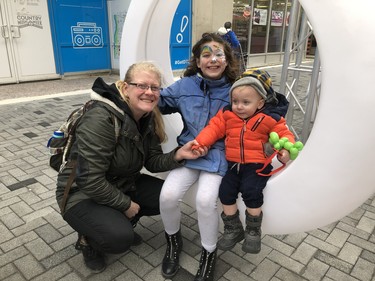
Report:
59,111,122,214
60,160,77,213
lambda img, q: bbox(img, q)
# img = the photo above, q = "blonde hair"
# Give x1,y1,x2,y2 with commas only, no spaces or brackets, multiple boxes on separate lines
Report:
116,61,167,143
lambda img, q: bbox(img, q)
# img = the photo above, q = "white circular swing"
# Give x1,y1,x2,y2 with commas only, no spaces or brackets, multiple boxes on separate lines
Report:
120,0,375,234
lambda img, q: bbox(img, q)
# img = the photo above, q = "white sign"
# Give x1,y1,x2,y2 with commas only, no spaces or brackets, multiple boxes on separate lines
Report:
253,8,268,26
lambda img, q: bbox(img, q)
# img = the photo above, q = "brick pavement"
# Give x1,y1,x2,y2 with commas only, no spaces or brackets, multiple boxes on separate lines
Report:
0,68,374,281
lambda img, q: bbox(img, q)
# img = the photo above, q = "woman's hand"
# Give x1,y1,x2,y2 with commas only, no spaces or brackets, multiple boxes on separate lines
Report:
124,201,140,219
174,140,208,161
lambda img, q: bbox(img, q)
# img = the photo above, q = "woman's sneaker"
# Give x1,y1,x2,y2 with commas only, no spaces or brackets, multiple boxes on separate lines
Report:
75,235,106,273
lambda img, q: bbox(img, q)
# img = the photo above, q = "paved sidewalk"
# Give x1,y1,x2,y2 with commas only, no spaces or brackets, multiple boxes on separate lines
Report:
0,67,374,281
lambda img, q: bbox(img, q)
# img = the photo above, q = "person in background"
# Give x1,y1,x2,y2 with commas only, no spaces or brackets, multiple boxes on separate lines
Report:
218,21,245,73
193,69,295,254
55,61,205,273
218,21,240,50
158,33,238,281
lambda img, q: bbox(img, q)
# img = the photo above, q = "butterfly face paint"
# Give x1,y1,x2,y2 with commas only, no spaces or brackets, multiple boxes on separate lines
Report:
197,42,228,80
200,44,226,63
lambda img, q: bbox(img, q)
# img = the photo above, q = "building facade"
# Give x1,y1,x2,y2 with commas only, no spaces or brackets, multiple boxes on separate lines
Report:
205,0,294,67
0,0,300,85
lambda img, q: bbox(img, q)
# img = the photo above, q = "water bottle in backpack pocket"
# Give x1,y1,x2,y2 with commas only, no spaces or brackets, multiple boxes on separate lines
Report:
47,130,69,172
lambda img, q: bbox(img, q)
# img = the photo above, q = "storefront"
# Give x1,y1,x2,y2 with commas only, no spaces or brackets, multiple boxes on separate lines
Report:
1,0,297,85
0,0,192,85
232,0,293,67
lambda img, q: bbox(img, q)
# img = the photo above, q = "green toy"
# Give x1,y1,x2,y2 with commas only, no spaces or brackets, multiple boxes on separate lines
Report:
268,132,304,160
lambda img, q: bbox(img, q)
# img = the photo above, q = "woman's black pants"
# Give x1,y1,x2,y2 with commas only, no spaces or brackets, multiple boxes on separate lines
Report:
63,174,163,254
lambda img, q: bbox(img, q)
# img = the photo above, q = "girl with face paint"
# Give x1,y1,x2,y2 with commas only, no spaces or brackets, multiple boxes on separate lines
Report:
198,43,228,80
158,33,239,281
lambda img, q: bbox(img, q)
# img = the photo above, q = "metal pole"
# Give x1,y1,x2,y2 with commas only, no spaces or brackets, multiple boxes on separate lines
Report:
279,0,299,95
301,46,320,142
285,10,308,126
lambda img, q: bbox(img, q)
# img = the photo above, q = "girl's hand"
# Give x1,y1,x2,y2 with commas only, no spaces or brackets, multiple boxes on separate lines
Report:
174,140,208,161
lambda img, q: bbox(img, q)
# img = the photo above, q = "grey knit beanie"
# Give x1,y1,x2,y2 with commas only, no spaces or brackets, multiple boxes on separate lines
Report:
229,77,268,100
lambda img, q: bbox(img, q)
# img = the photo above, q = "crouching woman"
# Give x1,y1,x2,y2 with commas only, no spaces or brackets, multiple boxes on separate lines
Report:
56,61,205,273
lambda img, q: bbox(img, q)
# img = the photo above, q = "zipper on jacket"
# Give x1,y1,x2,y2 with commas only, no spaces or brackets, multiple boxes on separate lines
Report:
206,86,212,127
240,119,247,163
201,80,208,96
251,116,265,131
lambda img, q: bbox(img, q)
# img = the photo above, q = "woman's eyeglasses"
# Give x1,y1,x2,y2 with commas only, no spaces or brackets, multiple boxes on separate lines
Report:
128,82,162,93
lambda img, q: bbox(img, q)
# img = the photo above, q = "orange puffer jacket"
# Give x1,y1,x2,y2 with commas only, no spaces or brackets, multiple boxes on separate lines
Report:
195,107,295,164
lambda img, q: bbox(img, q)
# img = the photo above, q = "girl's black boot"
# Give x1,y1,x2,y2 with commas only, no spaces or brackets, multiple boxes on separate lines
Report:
161,230,183,278
194,247,217,281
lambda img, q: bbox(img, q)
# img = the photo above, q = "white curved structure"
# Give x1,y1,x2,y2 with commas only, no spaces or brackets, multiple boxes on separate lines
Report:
119,0,179,85
120,0,375,234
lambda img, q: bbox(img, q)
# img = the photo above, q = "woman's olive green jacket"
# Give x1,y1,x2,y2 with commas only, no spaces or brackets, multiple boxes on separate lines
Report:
56,78,182,215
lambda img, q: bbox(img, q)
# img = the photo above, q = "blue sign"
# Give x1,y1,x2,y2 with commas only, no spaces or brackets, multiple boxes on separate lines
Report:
170,0,192,71
49,0,111,73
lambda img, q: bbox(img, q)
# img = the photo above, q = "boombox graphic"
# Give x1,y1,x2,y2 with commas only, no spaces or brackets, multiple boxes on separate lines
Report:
71,22,103,48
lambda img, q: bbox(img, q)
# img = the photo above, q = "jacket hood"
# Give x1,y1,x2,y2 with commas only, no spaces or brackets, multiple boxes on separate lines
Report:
91,77,130,116
262,92,289,121
218,27,228,35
